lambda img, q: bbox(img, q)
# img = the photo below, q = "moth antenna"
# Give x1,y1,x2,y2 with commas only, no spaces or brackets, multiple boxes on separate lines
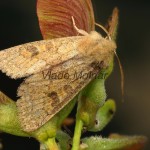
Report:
114,51,125,101
71,16,89,36
95,23,124,100
95,23,111,40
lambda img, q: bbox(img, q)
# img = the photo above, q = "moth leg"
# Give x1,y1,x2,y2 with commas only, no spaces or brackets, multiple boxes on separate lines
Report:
71,16,89,36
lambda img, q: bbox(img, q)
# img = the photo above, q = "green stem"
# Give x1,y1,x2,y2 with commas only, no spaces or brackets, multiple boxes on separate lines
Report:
44,138,59,150
72,118,83,150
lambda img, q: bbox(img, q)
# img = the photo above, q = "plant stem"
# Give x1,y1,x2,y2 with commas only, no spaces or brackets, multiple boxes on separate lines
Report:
44,138,59,150
72,118,83,150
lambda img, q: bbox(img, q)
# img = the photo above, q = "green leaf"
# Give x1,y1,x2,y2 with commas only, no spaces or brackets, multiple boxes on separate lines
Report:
0,92,28,137
81,135,147,150
89,99,116,132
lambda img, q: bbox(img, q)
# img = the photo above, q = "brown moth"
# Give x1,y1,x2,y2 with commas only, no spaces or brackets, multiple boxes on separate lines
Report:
0,18,116,132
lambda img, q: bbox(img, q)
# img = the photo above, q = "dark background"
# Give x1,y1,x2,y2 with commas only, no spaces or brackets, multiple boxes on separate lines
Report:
0,0,150,149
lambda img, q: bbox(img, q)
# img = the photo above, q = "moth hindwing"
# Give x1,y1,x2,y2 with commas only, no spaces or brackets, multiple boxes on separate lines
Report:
0,31,116,131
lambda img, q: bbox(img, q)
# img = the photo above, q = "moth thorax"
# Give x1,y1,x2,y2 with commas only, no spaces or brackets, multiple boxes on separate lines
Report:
89,31,103,41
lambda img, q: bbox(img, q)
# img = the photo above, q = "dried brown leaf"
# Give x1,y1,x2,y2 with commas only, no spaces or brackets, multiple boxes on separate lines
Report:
37,0,95,39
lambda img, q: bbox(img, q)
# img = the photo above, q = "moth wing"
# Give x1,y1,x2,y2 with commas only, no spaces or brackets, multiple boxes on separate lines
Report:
17,57,102,132
0,36,82,79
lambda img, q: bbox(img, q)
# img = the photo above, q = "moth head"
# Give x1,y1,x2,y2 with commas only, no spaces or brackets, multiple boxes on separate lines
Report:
88,23,117,55
88,30,116,61
72,16,124,97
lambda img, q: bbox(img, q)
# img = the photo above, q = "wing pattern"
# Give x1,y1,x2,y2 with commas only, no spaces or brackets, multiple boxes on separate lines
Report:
17,56,102,131
0,36,82,78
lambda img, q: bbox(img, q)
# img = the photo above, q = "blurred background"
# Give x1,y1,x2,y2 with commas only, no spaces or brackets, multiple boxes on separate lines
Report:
0,0,150,149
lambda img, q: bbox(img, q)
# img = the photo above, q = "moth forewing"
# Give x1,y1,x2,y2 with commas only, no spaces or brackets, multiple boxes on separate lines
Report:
0,29,116,132
0,36,83,79
0,32,115,79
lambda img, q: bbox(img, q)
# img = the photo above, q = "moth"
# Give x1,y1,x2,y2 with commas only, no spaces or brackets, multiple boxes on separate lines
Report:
0,17,116,132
